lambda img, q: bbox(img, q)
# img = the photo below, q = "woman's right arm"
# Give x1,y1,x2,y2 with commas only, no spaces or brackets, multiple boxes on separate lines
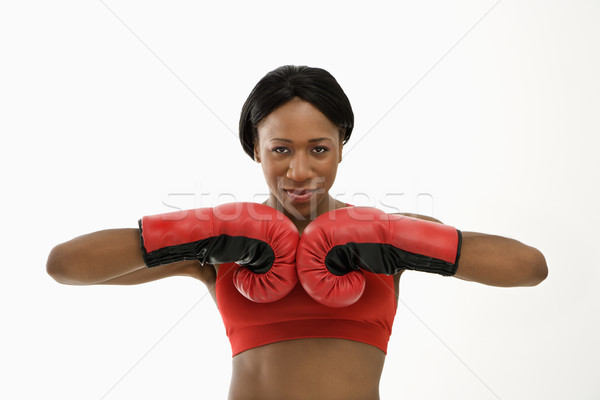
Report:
46,228,202,285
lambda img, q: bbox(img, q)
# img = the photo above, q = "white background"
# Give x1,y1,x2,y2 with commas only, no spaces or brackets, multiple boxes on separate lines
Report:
1,0,599,399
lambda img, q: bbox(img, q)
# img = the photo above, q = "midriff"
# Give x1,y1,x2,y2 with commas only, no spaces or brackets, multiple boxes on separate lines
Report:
227,338,385,400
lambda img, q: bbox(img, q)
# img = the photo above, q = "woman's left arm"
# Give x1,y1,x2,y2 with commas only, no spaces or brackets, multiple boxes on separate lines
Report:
396,213,548,287
455,231,548,287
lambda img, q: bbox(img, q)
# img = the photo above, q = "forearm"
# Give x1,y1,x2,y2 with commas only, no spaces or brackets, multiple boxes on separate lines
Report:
47,228,147,285
99,260,201,285
454,231,548,287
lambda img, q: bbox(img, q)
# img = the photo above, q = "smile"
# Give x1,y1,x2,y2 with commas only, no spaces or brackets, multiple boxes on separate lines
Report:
284,189,317,202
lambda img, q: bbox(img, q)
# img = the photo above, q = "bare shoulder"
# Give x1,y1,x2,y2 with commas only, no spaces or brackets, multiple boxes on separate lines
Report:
392,212,443,224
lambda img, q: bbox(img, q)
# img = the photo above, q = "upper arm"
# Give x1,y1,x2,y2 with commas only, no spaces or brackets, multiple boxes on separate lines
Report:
455,231,548,286
46,228,217,286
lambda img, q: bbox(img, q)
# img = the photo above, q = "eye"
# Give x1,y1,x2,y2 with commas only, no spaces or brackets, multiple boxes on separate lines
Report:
271,146,289,154
312,146,330,154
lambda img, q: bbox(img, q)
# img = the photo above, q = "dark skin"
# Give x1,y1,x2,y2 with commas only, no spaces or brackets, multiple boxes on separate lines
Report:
46,99,548,399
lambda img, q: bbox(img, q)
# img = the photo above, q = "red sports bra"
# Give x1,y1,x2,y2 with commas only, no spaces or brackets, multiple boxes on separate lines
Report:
215,206,398,357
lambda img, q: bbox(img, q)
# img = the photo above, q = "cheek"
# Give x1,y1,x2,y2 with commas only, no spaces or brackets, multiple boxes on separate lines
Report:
319,156,340,174
327,159,341,181
261,160,284,184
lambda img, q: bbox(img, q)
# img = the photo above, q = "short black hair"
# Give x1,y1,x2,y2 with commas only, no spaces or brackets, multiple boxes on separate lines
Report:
239,65,354,160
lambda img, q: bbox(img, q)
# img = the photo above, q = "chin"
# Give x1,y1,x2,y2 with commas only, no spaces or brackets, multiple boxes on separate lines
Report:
289,197,328,220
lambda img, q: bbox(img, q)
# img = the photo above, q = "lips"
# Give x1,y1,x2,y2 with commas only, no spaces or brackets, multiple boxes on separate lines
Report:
284,188,317,202
286,188,314,195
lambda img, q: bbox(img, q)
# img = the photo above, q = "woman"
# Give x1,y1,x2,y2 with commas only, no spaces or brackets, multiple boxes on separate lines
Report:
46,65,548,400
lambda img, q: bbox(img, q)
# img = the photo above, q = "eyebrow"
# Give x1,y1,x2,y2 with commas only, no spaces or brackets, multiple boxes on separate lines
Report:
270,137,334,143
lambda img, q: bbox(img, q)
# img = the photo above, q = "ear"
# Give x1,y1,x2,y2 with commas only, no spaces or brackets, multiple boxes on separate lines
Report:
254,144,261,163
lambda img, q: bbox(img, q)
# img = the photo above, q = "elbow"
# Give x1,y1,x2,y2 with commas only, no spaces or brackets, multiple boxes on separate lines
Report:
46,244,69,284
524,248,548,286
46,244,84,285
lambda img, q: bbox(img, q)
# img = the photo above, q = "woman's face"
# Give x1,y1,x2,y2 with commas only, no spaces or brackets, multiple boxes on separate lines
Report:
254,97,343,221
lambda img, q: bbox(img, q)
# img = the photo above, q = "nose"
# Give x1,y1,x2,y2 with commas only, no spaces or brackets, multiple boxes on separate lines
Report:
286,151,313,182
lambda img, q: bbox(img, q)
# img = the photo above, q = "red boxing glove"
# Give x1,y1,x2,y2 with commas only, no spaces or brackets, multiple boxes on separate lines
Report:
139,202,299,303
297,207,461,307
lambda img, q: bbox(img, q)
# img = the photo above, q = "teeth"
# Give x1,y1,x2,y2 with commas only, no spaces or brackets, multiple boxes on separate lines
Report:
288,189,312,195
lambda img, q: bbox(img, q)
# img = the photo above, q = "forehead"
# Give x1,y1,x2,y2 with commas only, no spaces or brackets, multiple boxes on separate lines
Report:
257,99,339,141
